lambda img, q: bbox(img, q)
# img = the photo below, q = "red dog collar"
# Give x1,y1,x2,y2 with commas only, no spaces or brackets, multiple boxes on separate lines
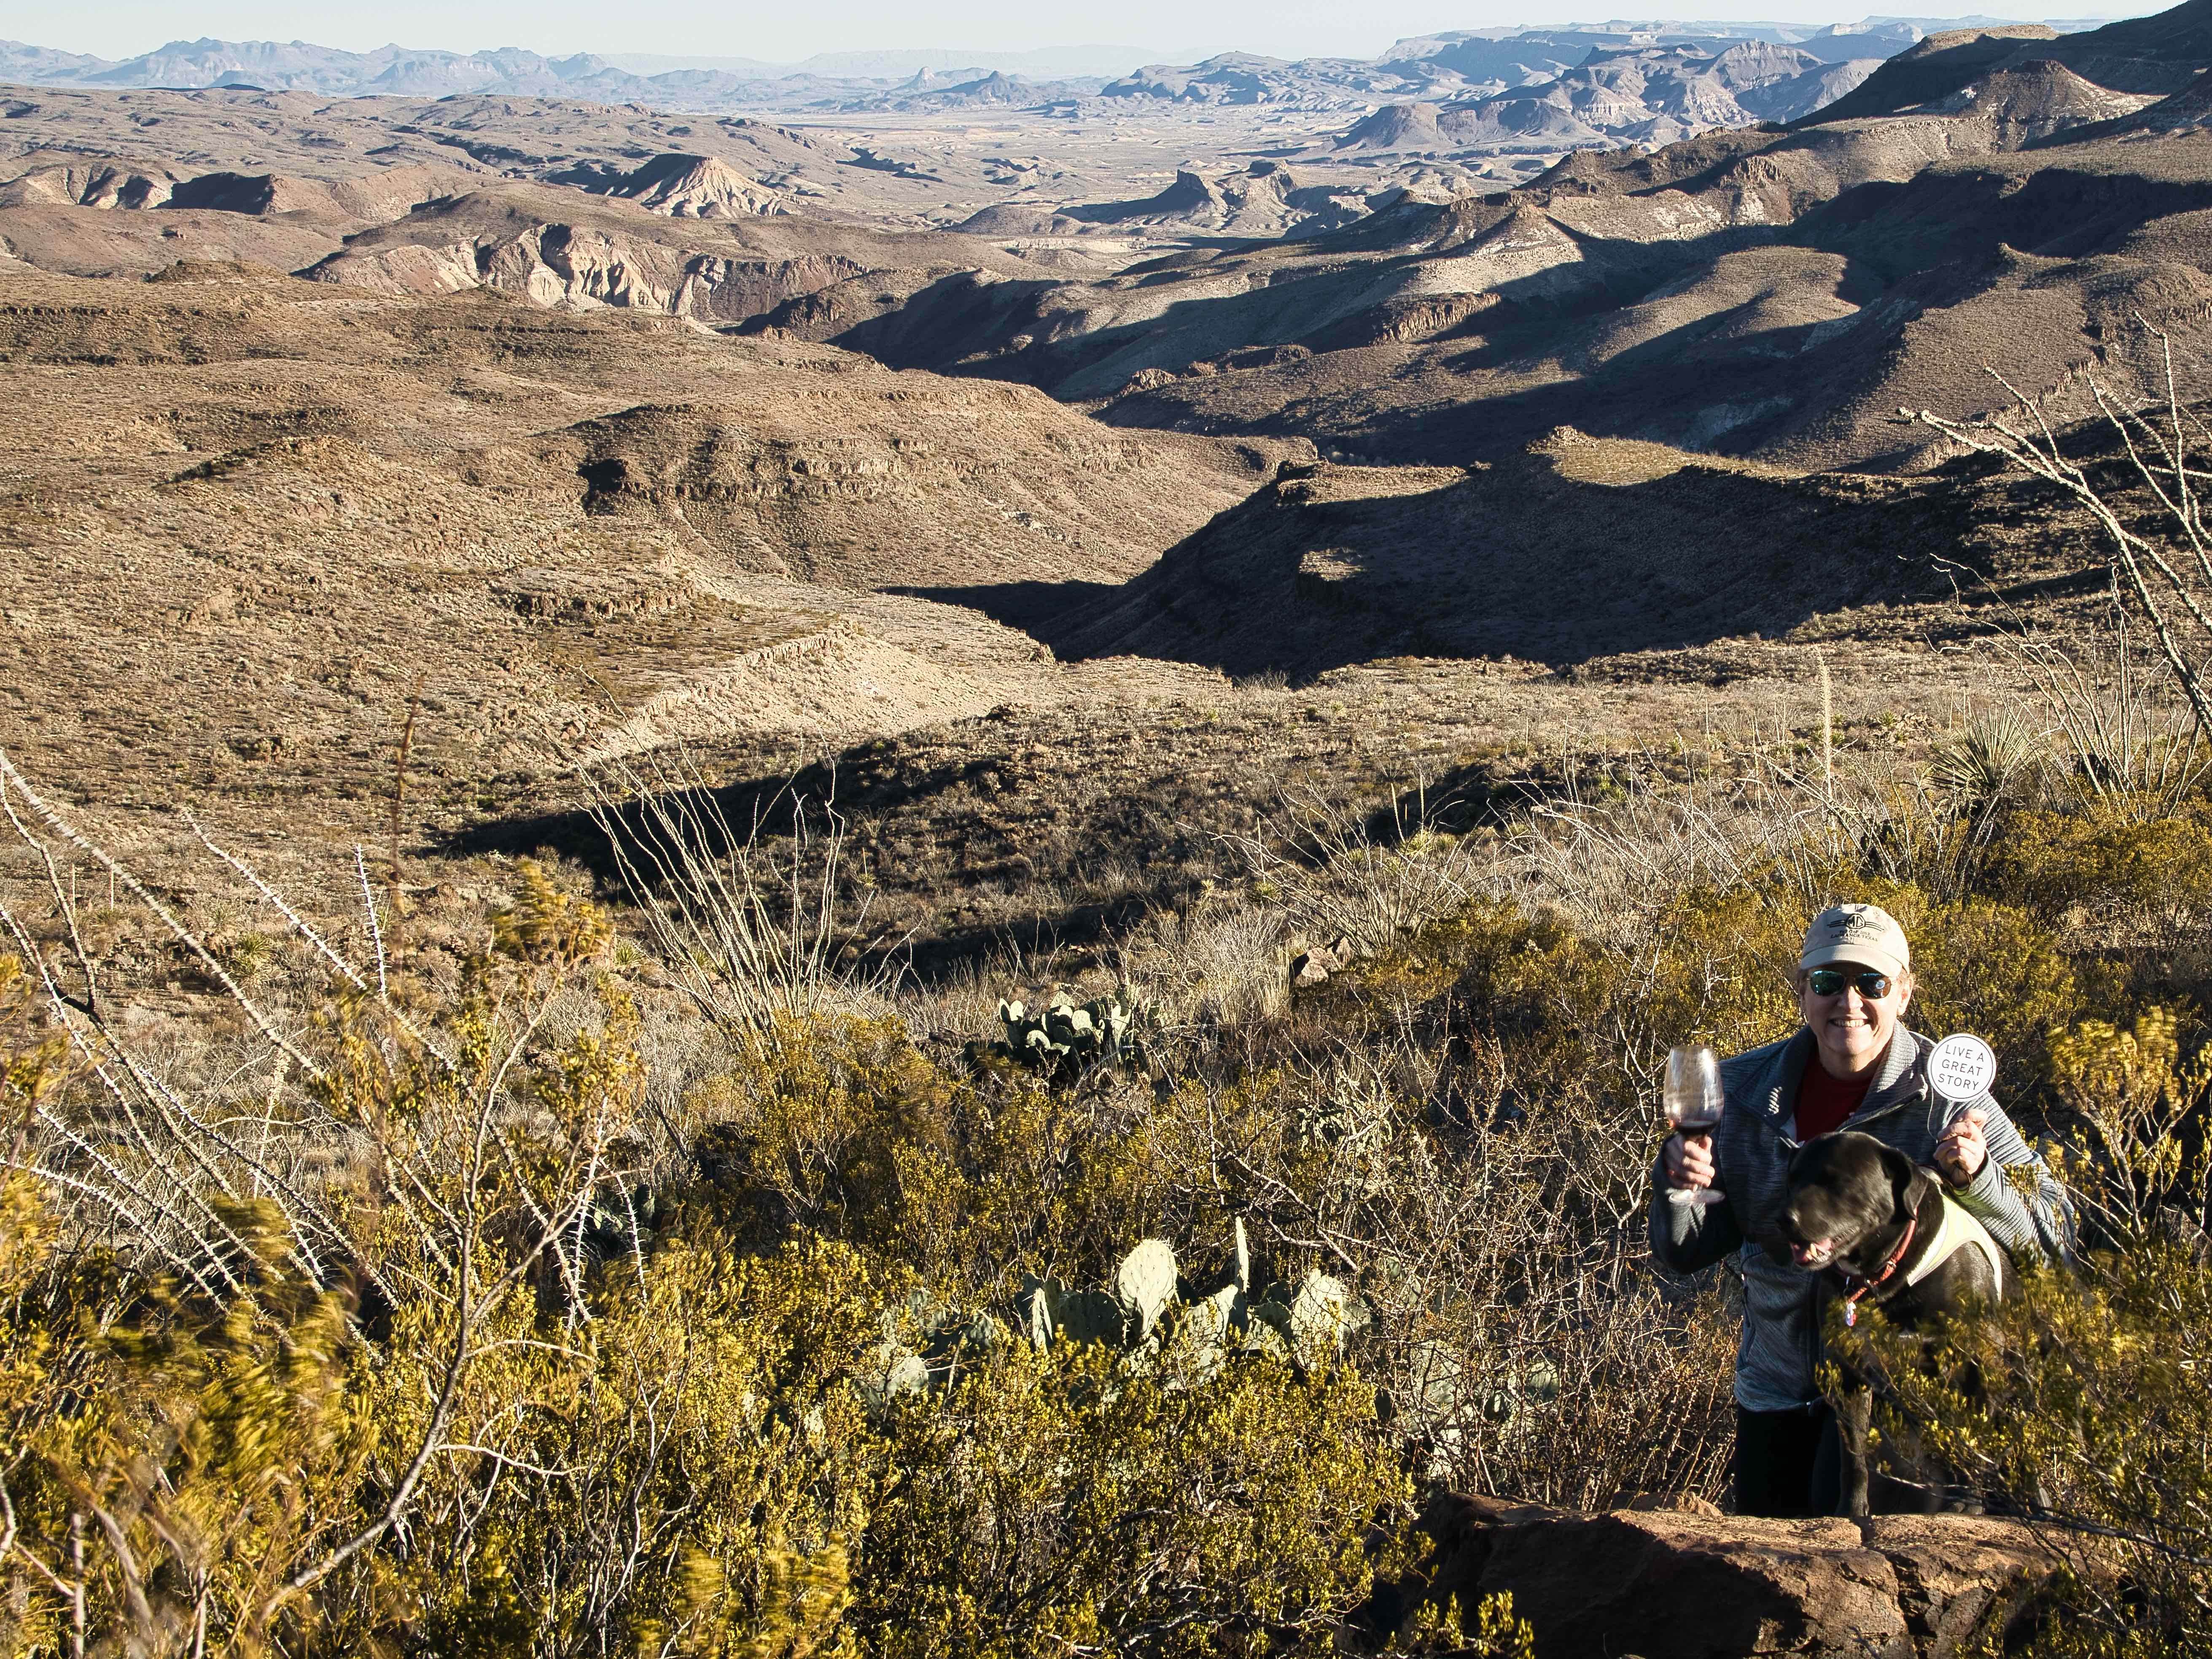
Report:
1840,1215,1916,1328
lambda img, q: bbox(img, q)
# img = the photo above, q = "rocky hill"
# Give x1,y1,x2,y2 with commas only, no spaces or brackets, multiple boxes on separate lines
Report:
924,428,2100,679
0,262,1297,834
1805,0,2212,123
701,0,2212,482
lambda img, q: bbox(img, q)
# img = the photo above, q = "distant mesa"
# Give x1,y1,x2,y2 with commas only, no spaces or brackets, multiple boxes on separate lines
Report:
0,20,1944,130
1066,169,1228,224
164,172,293,214
1336,103,1450,151
953,203,1086,236
0,163,176,210
857,69,1070,110
586,153,784,218
1100,55,1291,105
1053,164,1365,237
1736,58,1884,121
1322,39,1881,154
0,158,463,224
929,70,1032,103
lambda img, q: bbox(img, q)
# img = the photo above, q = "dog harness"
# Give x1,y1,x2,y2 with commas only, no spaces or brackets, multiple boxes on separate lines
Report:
1838,1192,2008,1326
1902,1190,2007,1301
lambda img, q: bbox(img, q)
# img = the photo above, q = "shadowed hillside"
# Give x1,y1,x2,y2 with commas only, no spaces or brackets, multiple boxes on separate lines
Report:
910,430,2111,676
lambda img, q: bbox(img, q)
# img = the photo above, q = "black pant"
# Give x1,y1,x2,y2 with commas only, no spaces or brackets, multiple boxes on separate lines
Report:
1734,1403,1843,1517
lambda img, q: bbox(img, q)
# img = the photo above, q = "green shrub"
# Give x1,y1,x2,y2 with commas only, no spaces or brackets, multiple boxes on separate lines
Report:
0,953,1405,1659
1984,801,2212,949
1842,1246,2212,1656
855,1335,1405,1659
1837,1003,2212,1655
38,753,2212,1659
1329,868,2091,1112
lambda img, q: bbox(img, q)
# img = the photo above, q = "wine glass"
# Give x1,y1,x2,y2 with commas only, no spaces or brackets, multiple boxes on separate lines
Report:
1663,1043,1725,1207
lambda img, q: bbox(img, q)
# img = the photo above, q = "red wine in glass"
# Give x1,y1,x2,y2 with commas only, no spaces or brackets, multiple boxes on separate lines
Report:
1664,1043,1725,1207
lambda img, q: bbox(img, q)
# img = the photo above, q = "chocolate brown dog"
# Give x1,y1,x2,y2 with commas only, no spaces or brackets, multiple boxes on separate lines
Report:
1780,1129,2011,1515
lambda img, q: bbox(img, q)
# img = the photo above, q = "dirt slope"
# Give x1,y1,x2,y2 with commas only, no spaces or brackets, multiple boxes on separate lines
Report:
0,261,1292,831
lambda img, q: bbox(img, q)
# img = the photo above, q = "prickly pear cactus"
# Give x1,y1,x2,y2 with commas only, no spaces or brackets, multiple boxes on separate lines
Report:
991,984,1146,1078
1115,1238,1180,1340
1484,1361,1562,1427
861,1339,930,1405
1287,1269,1367,1364
1014,1223,1364,1377
580,1183,658,1261
1022,1276,1126,1348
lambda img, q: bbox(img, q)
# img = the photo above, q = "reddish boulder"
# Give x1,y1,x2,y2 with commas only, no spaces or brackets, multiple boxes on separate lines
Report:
1415,1494,2060,1658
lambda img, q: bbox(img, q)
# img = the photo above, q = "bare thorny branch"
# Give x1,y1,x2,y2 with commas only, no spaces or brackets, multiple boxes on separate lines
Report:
0,750,654,1640
1911,318,2212,741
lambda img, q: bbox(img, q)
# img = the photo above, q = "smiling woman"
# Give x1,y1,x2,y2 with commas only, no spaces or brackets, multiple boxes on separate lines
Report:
1650,902,2073,1518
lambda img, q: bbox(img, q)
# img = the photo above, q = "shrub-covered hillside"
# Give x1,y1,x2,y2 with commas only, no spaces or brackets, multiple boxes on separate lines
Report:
7,642,2212,1654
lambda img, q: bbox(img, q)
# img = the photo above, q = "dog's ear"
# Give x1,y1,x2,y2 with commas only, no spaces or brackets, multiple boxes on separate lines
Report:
1878,1142,1918,1219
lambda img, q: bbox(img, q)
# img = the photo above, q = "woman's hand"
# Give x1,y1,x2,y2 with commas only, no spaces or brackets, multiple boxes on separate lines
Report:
1935,1108,1989,1187
1663,1131,1716,1193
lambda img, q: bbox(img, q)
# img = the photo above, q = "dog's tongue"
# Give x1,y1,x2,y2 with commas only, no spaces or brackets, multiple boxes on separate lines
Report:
1792,1240,1830,1267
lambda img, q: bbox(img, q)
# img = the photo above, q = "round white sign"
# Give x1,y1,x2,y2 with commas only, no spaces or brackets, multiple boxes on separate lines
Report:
1928,1033,1997,1104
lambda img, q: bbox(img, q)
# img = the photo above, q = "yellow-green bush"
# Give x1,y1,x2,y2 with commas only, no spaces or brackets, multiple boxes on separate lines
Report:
856,1336,1407,1659
1836,1002,2212,1655
1985,801,2212,951
684,1017,1183,1302
1330,868,2091,1112
0,1195,369,1657
375,1237,882,1658
2,949,1405,1659
1841,1246,2212,1656
28,761,2212,1659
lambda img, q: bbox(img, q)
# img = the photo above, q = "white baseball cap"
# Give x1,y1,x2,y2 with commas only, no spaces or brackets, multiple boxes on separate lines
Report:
1799,903,1910,981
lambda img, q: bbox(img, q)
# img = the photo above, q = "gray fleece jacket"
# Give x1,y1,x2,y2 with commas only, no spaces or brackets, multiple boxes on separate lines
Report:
1649,1026,2072,1412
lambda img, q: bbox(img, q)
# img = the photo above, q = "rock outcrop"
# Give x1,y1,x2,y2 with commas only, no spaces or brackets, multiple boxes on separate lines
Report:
1414,1494,2061,1659
0,159,460,222
300,199,886,322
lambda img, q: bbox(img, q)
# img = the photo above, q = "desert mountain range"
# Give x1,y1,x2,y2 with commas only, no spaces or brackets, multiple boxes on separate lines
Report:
0,260,1306,847
5,1,2212,894
0,19,1959,128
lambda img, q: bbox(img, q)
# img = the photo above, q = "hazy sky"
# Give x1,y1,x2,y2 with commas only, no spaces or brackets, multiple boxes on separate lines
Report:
13,0,2154,65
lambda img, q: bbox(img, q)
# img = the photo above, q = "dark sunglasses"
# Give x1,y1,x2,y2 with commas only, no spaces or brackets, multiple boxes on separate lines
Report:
1806,967,1894,999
